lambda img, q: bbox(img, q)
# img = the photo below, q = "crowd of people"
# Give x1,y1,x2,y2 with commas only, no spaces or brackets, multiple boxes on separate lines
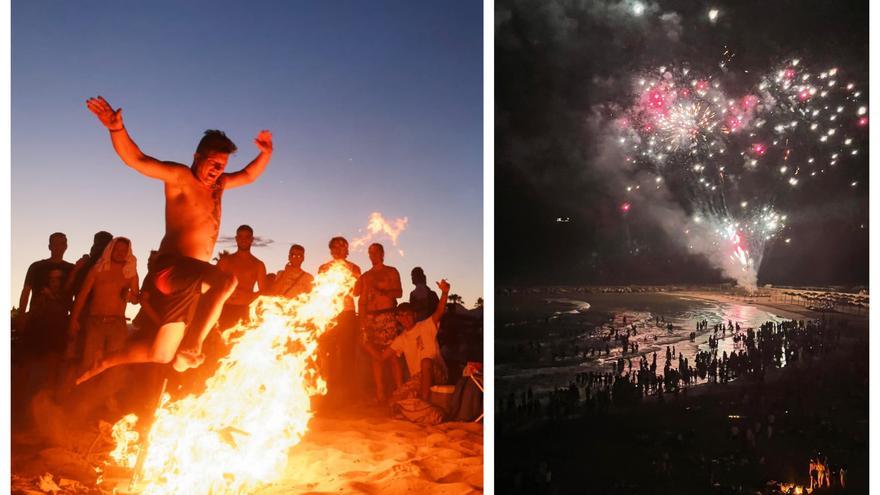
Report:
13,95,475,426
13,229,460,415
498,312,861,494
499,315,845,424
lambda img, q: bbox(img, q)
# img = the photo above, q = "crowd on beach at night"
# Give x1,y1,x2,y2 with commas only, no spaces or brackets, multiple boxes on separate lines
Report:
498,314,845,422
497,309,864,494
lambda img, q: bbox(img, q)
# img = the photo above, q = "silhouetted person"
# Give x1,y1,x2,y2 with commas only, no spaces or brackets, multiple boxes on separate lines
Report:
318,237,362,405
18,233,74,334
69,237,140,372
271,244,314,299
356,243,403,403
65,230,113,299
68,237,140,410
216,224,268,329
15,232,76,400
409,267,439,321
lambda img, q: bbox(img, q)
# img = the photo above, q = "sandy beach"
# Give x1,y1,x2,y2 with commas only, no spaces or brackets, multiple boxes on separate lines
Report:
497,287,867,401
12,398,483,494
259,413,483,494
669,291,820,321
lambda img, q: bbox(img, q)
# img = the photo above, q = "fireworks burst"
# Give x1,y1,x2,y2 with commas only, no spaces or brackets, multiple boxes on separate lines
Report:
618,60,865,188
620,66,738,163
747,59,867,187
685,208,786,289
612,57,864,288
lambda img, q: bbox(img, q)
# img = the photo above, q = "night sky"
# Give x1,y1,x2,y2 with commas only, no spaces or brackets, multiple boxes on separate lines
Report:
496,0,868,288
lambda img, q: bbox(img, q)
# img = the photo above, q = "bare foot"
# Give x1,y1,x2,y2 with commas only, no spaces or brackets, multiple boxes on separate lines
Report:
172,351,205,372
178,334,203,359
75,361,107,385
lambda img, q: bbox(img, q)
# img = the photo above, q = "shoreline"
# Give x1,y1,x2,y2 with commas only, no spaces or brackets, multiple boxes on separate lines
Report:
667,291,811,320
668,290,868,328
496,289,865,398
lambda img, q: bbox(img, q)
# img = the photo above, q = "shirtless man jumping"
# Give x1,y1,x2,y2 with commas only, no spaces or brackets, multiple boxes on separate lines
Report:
77,96,272,384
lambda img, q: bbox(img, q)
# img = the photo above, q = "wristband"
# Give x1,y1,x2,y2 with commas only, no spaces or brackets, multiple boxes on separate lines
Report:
109,126,125,133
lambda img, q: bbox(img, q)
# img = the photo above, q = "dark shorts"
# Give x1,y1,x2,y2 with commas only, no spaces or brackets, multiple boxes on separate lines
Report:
151,254,215,325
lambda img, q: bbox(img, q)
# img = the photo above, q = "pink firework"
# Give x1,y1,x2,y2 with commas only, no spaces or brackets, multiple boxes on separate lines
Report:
642,86,673,113
725,115,742,133
751,143,767,156
740,95,759,110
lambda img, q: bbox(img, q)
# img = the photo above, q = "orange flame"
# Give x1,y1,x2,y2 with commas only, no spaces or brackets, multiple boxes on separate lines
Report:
110,413,140,468
108,262,357,494
350,211,408,255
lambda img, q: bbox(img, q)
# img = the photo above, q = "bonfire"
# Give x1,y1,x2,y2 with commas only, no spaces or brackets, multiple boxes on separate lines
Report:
107,262,356,494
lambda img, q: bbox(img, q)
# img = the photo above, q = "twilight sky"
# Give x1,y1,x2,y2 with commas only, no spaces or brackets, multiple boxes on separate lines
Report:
12,1,483,310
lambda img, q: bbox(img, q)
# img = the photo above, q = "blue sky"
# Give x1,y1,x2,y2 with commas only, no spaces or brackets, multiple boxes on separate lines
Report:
11,1,483,311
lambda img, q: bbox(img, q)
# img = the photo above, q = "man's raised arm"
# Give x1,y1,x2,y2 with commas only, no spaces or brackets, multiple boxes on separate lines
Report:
86,96,185,182
224,130,273,189
430,279,451,326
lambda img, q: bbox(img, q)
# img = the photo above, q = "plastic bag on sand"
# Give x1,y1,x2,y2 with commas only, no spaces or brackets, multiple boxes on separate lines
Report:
392,398,445,425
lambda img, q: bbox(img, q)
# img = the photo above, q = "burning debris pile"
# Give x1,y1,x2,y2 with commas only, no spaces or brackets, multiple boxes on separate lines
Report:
105,262,356,494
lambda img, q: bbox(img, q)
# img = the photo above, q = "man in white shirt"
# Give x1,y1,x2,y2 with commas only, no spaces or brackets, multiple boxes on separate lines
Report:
385,279,450,401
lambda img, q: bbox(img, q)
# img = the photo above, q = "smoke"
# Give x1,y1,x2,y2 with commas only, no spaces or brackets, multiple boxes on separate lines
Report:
586,109,759,289
496,0,689,48
658,12,683,42
685,215,760,290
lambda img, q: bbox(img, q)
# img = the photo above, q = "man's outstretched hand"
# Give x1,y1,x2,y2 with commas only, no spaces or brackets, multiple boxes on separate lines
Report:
254,130,273,154
86,96,124,131
437,279,451,293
